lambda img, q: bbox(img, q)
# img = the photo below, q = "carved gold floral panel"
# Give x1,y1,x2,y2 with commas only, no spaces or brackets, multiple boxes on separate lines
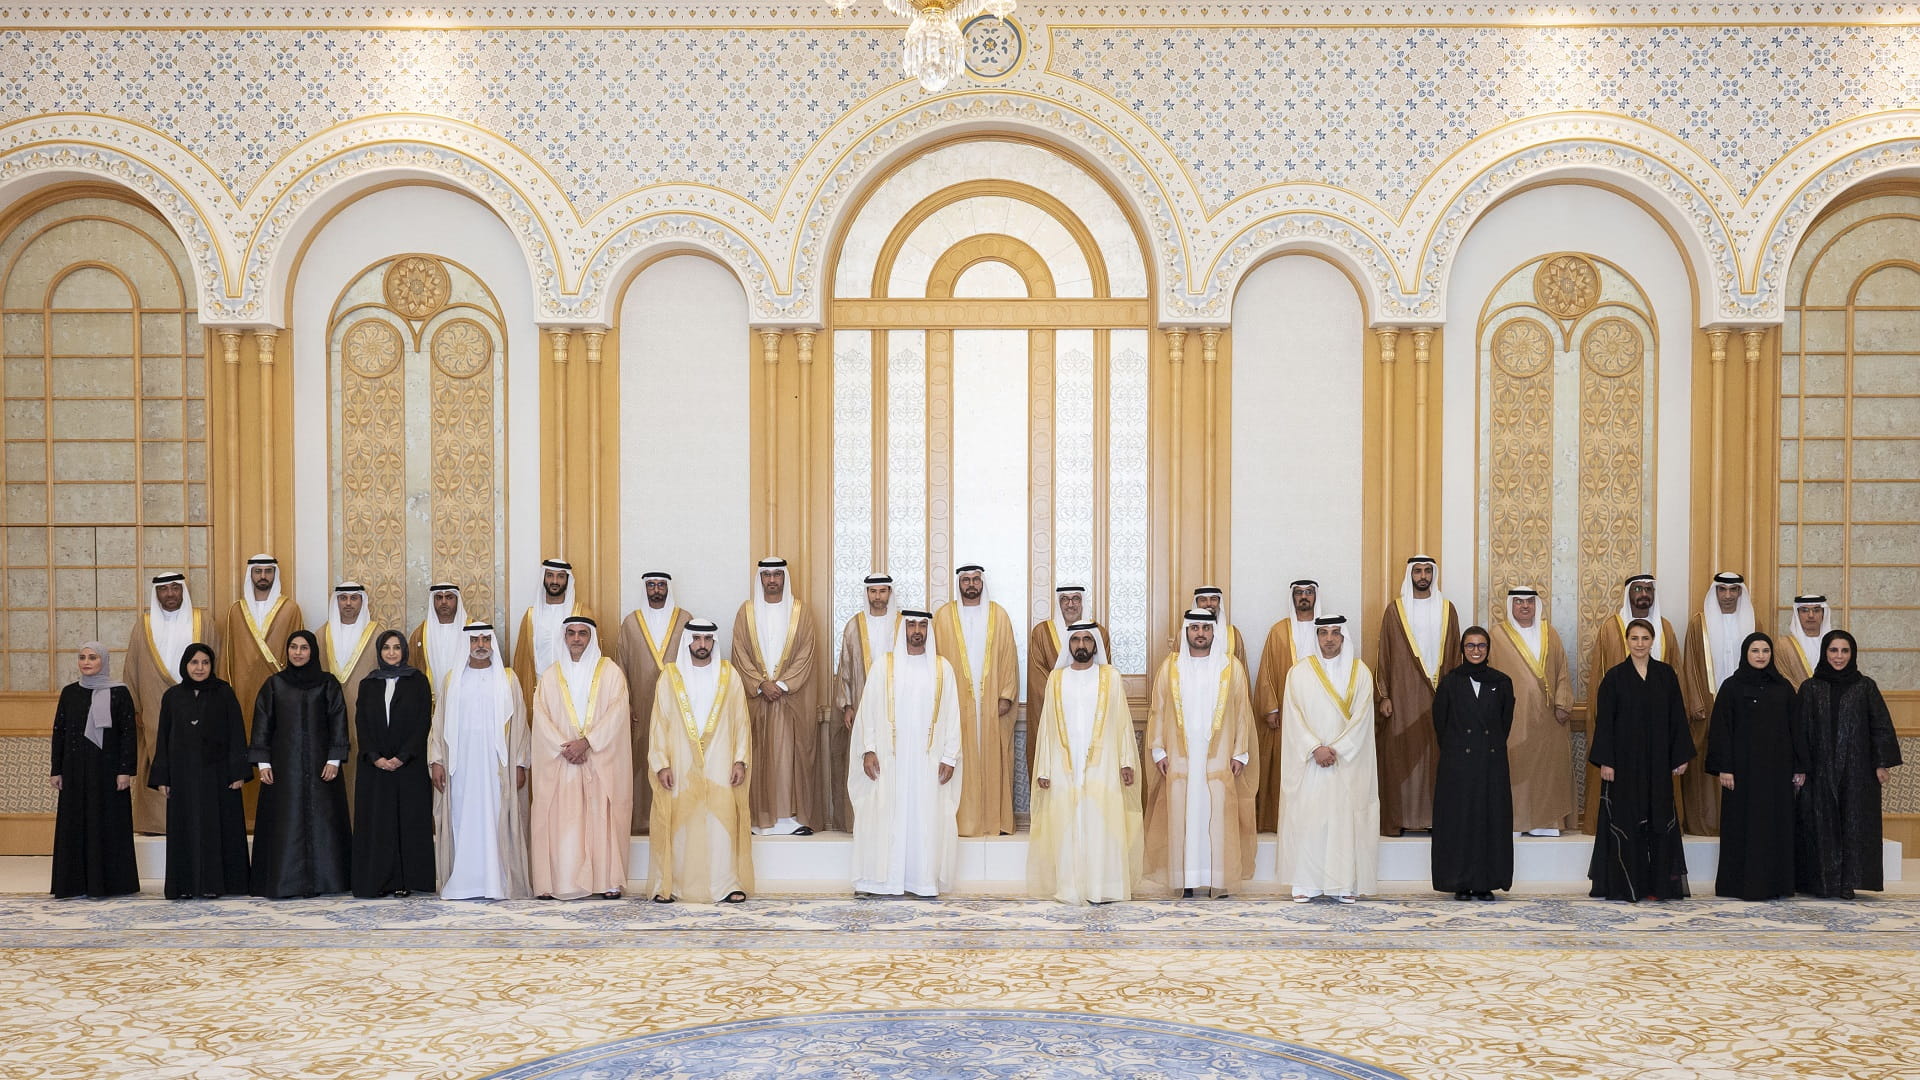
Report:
1479,254,1656,699
330,256,507,630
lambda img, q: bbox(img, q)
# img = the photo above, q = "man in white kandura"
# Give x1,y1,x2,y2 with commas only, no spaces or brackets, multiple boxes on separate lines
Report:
1776,594,1834,688
408,583,469,698
1028,622,1142,904
529,616,632,900
1279,614,1379,904
429,623,532,901
848,610,963,898
1143,609,1258,899
647,619,754,904
512,558,591,707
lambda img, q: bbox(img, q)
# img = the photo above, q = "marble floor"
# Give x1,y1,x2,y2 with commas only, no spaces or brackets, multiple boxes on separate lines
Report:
4,862,1918,1079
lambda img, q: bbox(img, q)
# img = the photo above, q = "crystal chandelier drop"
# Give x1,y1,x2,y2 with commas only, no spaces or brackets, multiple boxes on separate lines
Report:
831,0,1017,94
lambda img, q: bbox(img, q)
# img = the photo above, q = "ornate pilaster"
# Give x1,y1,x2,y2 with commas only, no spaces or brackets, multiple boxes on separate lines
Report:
1411,328,1434,552
1375,327,1400,593
218,330,243,577
1742,328,1767,577
1165,327,1188,620
1706,327,1732,566
1199,328,1220,581
795,330,816,588
253,328,279,551
547,328,573,548
582,330,606,583
760,329,785,550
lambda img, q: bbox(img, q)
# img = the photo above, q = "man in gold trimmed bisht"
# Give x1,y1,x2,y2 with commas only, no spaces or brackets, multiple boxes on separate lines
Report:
217,554,299,822
648,618,754,904
1028,622,1142,904
529,616,632,900
1279,614,1379,904
407,582,468,702
1489,587,1575,835
1252,578,1323,833
125,570,214,833
429,622,532,901
831,572,900,832
512,558,592,709
616,570,691,834
317,581,380,819
1026,584,1113,783
848,610,963,898
1143,609,1258,899
933,564,1019,837
730,556,821,834
1374,555,1462,835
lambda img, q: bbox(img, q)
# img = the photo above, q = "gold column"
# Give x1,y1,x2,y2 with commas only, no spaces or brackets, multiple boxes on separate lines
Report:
1411,328,1433,552
1742,328,1766,576
582,330,606,584
1706,327,1731,567
253,328,279,552
547,328,572,550
1165,327,1188,617
1375,327,1400,590
795,331,816,588
218,331,242,571
760,329,784,551
1200,328,1220,581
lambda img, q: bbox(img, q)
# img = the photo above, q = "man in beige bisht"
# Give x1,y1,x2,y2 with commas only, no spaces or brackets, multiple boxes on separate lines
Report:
1144,609,1257,899
1582,574,1680,832
1375,555,1462,836
217,555,300,822
731,556,821,834
513,558,592,708
318,581,380,815
832,573,900,831
429,623,532,900
933,564,1019,837
1252,578,1322,833
407,583,468,700
1776,594,1833,687
1026,584,1112,782
1279,615,1379,904
849,610,963,898
530,617,633,900
125,571,212,833
1028,622,1141,904
1676,571,1752,837
648,618,754,904
616,570,691,834
1491,588,1575,835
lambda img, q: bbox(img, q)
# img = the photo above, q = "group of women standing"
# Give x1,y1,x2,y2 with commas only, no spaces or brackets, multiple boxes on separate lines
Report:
49,631,438,901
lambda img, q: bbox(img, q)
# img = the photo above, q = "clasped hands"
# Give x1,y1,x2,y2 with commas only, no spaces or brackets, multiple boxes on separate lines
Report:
860,751,953,785
255,764,339,784
1036,767,1135,789
655,762,749,791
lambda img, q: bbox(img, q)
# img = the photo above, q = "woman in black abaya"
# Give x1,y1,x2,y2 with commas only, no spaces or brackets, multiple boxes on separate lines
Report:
1704,632,1805,900
149,642,251,898
250,629,352,898
1587,618,1694,902
1794,630,1902,899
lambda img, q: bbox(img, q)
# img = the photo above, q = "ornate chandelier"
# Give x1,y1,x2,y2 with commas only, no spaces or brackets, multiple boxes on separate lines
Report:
831,0,1018,93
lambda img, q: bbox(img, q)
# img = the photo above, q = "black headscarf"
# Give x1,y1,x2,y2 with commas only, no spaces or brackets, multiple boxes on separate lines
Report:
1813,629,1862,688
177,641,227,694
1455,625,1493,680
278,629,328,689
1727,631,1789,689
367,629,418,680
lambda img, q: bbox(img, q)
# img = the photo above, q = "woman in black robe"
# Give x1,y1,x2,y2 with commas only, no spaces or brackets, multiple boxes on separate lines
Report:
149,642,251,899
250,629,352,898
1704,632,1806,900
1430,625,1515,901
1587,618,1694,902
1794,630,1902,899
49,641,139,899
352,630,437,898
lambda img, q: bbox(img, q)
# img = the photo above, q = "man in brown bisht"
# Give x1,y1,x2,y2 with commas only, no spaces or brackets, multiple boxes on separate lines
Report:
730,556,821,835
1582,573,1679,832
1490,587,1575,835
407,583,468,700
933,564,1020,837
217,554,301,822
1374,555,1461,835
1026,584,1112,782
616,570,690,834
1143,609,1258,898
648,618,754,904
512,558,592,709
1188,586,1248,666
529,616,632,900
1252,578,1322,832
1675,572,1753,837
125,571,214,833
831,572,899,831
1775,594,1832,687
316,581,381,818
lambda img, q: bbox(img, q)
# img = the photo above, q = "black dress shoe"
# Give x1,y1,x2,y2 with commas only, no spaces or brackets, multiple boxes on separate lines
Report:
1182,888,1195,898
723,891,747,904
792,825,815,836
652,895,673,904
1454,891,1472,901
1476,892,1498,902
394,890,411,898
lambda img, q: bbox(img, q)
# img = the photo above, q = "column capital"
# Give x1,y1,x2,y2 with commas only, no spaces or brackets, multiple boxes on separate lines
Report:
794,329,816,364
581,330,605,364
759,327,785,363
218,329,242,365
1198,327,1220,363
1410,327,1433,362
547,327,573,362
1741,327,1767,363
251,327,278,363
1374,326,1401,363
1706,326,1731,363
1165,327,1188,363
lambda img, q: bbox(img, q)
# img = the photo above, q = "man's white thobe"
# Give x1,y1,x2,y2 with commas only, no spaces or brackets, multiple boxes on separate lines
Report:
1027,664,1142,904
847,653,962,896
1278,654,1380,897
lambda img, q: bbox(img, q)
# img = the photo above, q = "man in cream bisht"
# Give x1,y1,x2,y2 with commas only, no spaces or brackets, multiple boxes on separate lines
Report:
831,573,900,831
407,583,468,699
1279,615,1379,904
1490,588,1575,835
319,581,381,816
124,571,212,833
731,556,821,834
932,564,1019,837
1252,579,1323,833
513,558,592,707
1775,594,1833,687
429,623,532,900
1025,584,1114,781
1143,609,1258,899
530,616,632,900
1675,571,1754,837
1028,623,1142,904
648,618,754,904
848,610,963,898
616,571,691,834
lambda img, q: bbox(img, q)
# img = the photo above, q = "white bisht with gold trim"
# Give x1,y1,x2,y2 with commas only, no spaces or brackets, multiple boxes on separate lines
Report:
1278,652,1380,898
529,629,633,900
1027,663,1143,904
847,650,963,897
646,658,755,902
